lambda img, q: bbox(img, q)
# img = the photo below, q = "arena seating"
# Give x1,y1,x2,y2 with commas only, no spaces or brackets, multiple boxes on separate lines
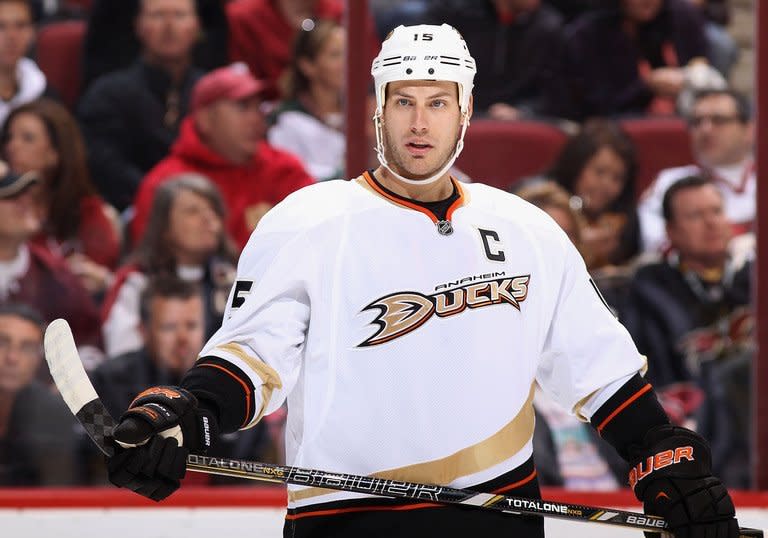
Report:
618,117,694,198
455,120,568,191
36,20,87,110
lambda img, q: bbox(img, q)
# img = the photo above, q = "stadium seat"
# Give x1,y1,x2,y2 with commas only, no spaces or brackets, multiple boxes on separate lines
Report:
63,0,94,12
36,20,87,110
455,120,568,191
619,117,694,198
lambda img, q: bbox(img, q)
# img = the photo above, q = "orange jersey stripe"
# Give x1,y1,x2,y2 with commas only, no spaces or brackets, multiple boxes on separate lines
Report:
285,501,443,520
198,363,252,428
493,469,537,494
597,383,654,433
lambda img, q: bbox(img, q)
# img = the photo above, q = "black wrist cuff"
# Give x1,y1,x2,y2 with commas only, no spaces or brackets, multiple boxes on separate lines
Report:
590,374,669,461
181,356,256,433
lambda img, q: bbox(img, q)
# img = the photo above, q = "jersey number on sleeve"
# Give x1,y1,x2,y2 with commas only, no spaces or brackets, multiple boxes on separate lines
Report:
231,280,254,310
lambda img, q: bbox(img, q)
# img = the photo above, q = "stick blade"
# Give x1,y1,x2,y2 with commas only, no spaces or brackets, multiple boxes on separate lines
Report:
44,318,115,456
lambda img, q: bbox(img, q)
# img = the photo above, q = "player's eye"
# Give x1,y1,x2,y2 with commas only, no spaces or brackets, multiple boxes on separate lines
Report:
396,98,410,106
431,100,446,108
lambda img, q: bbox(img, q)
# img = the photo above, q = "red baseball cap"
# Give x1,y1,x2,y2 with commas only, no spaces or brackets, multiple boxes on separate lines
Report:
191,63,266,111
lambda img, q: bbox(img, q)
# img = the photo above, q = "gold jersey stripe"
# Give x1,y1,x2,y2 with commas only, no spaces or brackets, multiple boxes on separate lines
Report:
289,384,536,502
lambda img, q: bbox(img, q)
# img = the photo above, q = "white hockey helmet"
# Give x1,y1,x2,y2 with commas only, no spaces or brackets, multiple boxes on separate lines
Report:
371,23,476,115
370,24,477,186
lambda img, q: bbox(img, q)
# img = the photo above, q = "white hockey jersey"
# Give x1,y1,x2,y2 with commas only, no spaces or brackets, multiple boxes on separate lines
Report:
199,172,646,509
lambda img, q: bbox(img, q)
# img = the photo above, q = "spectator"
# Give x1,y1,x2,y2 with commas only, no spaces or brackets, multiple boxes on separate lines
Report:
0,303,80,485
627,176,748,386
0,0,56,126
2,98,122,296
0,161,100,348
546,119,641,270
132,64,315,248
638,88,754,253
426,0,565,119
81,0,228,89
94,276,207,417
625,175,751,486
512,180,587,256
91,275,274,483
560,0,709,120
78,0,205,212
227,0,378,98
103,174,237,357
268,19,345,181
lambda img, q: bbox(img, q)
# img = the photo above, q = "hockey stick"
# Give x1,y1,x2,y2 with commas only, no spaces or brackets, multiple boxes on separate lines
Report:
44,319,763,537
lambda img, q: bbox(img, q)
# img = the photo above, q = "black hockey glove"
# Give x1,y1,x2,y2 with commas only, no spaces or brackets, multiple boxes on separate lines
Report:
628,425,738,538
107,386,217,501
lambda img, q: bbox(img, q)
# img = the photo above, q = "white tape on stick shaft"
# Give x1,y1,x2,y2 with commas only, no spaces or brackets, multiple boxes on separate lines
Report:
44,318,99,415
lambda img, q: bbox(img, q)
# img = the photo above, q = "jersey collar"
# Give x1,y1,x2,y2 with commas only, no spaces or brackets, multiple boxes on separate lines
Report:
358,170,467,224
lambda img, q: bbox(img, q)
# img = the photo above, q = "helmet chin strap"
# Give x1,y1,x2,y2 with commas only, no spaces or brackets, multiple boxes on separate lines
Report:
373,112,470,186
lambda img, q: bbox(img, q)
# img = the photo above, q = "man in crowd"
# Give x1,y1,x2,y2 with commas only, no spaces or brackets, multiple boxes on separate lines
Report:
638,88,754,253
626,175,752,486
90,275,274,483
132,63,314,248
78,0,204,211
0,303,80,485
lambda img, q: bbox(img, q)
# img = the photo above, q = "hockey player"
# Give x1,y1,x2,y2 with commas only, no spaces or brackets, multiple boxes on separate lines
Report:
106,24,739,537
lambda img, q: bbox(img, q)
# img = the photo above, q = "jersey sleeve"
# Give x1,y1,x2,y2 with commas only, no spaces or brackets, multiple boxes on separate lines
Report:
535,240,646,419
197,211,312,429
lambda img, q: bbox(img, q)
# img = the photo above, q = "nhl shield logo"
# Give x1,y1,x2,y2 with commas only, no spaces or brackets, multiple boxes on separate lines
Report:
436,220,453,236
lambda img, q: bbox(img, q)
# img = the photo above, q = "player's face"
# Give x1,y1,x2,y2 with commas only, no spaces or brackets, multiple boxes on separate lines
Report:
136,0,199,62
0,314,42,394
689,95,753,168
3,112,60,175
573,146,626,216
666,184,732,265
167,188,223,263
142,295,204,376
0,2,34,70
381,80,463,181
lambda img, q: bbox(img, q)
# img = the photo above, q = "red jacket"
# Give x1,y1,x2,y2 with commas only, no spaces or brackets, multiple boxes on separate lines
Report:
3,243,101,348
132,117,314,248
227,0,378,95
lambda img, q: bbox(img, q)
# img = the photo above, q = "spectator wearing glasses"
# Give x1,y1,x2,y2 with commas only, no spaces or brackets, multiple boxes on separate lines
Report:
638,89,754,254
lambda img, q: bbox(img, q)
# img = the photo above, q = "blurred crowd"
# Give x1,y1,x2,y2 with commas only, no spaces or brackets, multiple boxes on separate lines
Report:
0,0,756,491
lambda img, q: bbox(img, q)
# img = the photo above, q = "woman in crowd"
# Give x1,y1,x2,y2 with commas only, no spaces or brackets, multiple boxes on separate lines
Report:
101,173,237,357
268,19,345,181
547,119,641,271
1,98,121,296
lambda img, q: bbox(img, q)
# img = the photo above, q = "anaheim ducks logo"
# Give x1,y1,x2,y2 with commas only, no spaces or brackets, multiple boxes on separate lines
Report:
359,275,530,347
